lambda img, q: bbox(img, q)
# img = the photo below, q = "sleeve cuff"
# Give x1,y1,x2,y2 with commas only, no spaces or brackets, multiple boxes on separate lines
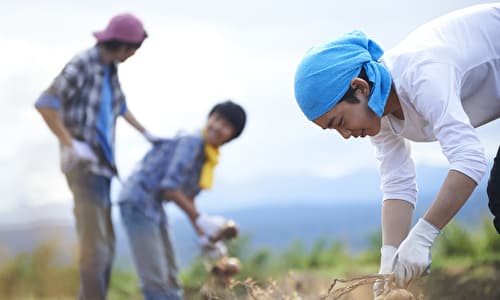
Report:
119,101,128,116
159,179,180,191
35,93,62,110
382,193,417,207
450,162,487,185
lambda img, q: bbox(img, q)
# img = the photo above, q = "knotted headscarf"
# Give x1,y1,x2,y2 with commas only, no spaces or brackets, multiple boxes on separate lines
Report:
294,30,392,120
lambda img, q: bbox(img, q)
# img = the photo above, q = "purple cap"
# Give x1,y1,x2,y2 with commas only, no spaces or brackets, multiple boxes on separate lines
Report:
93,13,148,44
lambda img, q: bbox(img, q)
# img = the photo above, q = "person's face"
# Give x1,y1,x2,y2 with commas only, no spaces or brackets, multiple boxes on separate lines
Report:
115,46,138,63
312,78,381,139
204,112,236,146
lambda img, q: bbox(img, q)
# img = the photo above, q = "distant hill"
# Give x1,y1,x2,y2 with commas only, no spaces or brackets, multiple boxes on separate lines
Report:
0,165,493,269
0,196,491,269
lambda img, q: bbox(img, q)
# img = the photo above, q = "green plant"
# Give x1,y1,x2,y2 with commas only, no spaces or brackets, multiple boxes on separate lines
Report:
434,220,477,257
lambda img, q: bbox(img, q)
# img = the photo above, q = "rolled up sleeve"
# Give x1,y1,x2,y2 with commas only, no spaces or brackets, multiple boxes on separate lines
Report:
371,118,418,206
119,101,128,116
35,93,62,110
412,64,487,184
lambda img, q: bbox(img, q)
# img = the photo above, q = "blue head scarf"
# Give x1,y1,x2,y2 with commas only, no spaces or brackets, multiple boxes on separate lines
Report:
294,30,392,120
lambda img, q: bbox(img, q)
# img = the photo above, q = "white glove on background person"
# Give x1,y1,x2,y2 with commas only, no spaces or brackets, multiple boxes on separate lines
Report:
199,236,227,259
196,215,227,238
71,139,98,162
206,241,228,259
198,235,212,248
60,139,98,172
392,218,440,287
373,245,397,297
143,130,163,144
211,241,228,258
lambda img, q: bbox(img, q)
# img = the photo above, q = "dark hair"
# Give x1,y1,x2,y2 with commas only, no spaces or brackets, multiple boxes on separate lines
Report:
340,67,374,104
209,100,247,141
99,39,142,52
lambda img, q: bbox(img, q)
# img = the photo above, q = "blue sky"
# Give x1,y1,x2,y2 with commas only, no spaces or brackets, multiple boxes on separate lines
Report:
1,0,498,219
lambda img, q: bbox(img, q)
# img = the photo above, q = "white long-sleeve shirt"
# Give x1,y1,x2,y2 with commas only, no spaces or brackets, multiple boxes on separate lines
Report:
372,3,500,206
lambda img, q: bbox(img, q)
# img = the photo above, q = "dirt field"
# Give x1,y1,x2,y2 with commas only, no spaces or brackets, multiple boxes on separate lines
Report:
326,263,500,300
188,262,500,300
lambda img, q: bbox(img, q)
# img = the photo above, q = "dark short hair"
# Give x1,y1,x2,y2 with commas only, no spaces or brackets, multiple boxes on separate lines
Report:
99,39,142,51
340,67,374,104
209,100,247,141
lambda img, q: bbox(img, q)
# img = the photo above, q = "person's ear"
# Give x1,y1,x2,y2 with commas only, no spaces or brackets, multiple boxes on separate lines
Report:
350,78,371,97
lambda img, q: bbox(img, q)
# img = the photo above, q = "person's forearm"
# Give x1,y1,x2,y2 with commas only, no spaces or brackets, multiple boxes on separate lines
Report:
164,189,202,235
382,199,414,247
424,170,476,229
36,107,73,147
122,110,146,133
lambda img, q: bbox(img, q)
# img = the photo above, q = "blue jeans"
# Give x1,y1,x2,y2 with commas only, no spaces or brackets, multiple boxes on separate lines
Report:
120,202,183,300
65,166,115,300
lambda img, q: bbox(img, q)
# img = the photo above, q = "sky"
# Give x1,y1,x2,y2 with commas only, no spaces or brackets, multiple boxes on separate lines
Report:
1,0,499,219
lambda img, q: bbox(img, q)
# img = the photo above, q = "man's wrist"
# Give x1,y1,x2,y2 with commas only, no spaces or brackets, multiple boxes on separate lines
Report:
418,218,441,234
60,136,73,147
413,218,440,244
199,235,211,247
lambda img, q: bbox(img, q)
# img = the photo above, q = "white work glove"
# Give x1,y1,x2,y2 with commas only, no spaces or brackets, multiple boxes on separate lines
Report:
71,139,98,162
199,236,227,259
60,139,98,172
143,130,163,144
208,241,228,259
198,235,212,248
196,215,227,238
392,218,440,288
373,245,397,298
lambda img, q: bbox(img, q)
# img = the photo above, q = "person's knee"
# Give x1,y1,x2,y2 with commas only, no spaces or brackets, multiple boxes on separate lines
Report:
487,155,500,234
487,195,500,217
489,189,500,234
80,242,114,269
492,217,500,234
487,177,500,215
142,288,182,300
141,283,175,300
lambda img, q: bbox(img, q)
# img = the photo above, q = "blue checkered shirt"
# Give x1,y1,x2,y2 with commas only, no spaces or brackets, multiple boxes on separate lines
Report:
38,46,127,177
118,132,206,223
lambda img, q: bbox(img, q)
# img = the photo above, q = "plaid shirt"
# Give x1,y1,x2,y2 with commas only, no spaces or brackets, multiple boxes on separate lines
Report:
118,132,206,223
44,46,127,177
